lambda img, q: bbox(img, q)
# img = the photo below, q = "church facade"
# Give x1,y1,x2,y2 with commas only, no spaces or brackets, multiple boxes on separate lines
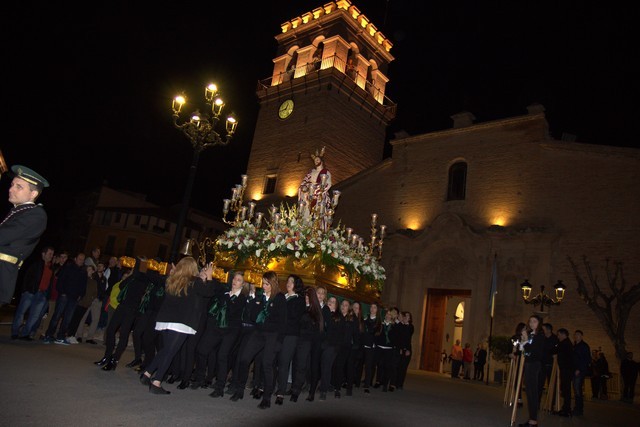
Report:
244,0,640,381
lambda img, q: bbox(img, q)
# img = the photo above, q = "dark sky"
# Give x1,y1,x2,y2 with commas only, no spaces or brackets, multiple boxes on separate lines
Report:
2,1,637,221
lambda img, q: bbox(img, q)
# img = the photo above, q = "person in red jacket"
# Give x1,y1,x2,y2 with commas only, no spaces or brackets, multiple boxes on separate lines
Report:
462,342,474,379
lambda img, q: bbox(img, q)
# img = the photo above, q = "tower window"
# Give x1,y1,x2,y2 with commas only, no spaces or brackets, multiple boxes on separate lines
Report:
447,162,467,201
263,174,277,195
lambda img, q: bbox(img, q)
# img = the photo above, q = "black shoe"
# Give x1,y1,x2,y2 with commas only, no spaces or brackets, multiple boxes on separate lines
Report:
166,375,177,384
18,336,34,341
364,388,370,394
177,380,189,390
389,385,396,392
125,358,142,368
94,356,109,367
258,398,271,409
101,357,118,371
140,373,151,386
334,391,341,398
250,386,260,398
253,389,264,400
189,381,202,390
202,380,212,389
306,393,315,402
275,395,284,405
230,392,244,402
319,392,327,401
209,389,224,398
557,410,571,417
373,383,381,389
382,386,388,392
85,339,97,345
290,394,299,402
149,383,171,395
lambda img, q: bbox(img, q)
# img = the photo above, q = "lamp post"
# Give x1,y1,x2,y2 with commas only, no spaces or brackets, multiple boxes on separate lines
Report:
169,83,238,262
520,279,566,312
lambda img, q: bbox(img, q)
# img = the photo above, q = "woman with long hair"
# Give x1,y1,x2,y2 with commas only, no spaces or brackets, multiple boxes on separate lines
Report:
518,315,545,427
362,302,381,393
139,257,218,394
230,271,287,409
290,286,323,402
318,296,342,400
274,274,306,405
351,301,365,388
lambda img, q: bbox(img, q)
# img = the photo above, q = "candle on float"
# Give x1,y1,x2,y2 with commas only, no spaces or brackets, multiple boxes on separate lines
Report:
255,212,264,227
371,213,378,227
241,174,248,187
346,227,353,241
248,202,256,219
240,206,247,221
380,224,386,239
274,212,281,226
223,199,231,213
351,234,358,246
231,188,238,201
332,190,341,206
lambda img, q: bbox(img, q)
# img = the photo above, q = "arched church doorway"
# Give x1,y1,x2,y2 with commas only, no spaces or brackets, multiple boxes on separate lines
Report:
420,288,472,372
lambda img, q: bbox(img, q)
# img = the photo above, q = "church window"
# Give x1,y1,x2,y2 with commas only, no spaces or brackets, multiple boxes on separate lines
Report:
263,174,277,194
447,162,467,201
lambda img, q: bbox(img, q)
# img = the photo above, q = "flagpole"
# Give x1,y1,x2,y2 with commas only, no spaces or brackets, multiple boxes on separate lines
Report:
486,314,493,386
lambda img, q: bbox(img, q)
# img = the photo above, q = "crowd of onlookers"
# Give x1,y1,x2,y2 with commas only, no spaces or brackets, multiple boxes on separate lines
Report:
9,246,417,408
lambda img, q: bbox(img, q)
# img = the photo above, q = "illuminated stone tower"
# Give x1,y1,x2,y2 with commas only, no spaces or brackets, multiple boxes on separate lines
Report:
245,0,395,206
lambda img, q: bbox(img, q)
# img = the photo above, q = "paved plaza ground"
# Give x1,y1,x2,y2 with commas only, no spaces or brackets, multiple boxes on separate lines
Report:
0,306,637,427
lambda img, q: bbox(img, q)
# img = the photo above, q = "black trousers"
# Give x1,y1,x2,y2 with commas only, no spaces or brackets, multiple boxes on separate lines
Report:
291,338,312,395
276,335,298,396
332,344,354,390
474,362,485,381
352,347,364,387
103,306,137,361
132,310,151,360
236,330,280,398
228,325,256,392
141,310,160,369
397,351,411,388
146,330,188,383
622,374,637,400
319,342,338,393
559,367,573,412
524,361,542,421
362,346,376,388
307,336,323,395
375,347,393,389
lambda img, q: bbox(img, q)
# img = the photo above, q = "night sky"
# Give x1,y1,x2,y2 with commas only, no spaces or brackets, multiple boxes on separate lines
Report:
2,1,637,226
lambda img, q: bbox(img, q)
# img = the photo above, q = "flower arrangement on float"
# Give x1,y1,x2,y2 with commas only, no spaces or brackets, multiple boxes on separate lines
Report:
216,201,386,291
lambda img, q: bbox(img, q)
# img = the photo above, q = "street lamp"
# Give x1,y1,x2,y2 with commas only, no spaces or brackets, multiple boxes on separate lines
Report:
169,83,238,262
520,279,566,312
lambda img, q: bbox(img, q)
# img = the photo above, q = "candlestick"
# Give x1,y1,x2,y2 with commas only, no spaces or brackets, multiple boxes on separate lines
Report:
371,213,378,227
332,190,341,207
255,212,264,227
346,227,353,241
248,202,256,219
223,199,230,214
380,224,386,239
241,174,248,187
240,206,247,221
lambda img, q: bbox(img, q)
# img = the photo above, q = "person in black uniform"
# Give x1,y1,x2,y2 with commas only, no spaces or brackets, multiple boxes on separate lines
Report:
332,299,357,397
554,328,574,417
318,296,342,400
351,302,365,389
396,311,414,390
289,286,323,402
228,282,262,399
231,271,286,409
96,259,151,371
0,165,49,307
274,274,305,405
140,257,218,394
540,323,559,403
137,269,166,372
374,310,395,392
362,302,381,393
194,271,248,396
518,315,545,427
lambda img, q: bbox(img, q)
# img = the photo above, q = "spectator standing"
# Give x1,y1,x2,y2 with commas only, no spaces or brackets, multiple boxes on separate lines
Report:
450,339,463,379
462,343,473,379
555,328,574,417
473,343,487,381
620,352,638,403
572,330,591,416
43,253,88,344
10,246,54,340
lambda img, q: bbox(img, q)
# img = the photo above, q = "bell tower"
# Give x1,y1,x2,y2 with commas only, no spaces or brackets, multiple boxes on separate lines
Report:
245,0,395,206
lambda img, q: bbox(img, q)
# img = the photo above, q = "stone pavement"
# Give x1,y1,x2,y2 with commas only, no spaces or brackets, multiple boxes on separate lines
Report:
0,312,637,426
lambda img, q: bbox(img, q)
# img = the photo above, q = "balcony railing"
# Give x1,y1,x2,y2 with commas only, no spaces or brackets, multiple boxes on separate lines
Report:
257,54,396,116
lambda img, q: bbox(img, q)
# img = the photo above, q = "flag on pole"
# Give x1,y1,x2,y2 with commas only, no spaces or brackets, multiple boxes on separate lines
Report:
489,253,498,318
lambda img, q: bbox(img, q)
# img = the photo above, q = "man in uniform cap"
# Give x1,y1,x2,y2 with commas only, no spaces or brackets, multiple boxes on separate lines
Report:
0,165,49,307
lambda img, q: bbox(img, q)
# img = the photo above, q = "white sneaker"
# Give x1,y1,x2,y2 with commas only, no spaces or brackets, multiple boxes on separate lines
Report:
66,337,79,344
